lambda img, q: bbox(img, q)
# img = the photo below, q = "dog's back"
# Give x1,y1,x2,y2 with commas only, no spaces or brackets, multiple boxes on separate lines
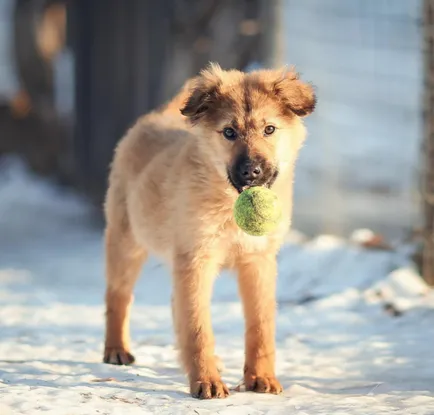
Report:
104,84,195,254
109,107,191,187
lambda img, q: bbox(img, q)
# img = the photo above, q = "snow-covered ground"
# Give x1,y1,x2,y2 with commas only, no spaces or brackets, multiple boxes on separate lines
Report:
1,158,434,415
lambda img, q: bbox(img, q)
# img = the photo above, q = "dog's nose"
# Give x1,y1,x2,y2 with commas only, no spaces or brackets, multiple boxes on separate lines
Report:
240,161,263,182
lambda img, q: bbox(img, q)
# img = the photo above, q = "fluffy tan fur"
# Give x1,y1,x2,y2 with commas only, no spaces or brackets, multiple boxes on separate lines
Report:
103,63,316,399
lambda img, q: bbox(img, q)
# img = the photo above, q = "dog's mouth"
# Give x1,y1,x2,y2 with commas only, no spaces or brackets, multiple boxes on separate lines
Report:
227,170,279,194
227,174,246,194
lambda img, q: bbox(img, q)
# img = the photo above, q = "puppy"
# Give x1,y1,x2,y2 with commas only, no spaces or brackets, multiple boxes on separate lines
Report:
103,63,316,399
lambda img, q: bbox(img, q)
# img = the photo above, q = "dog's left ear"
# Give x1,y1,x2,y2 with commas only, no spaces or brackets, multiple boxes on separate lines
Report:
272,68,316,117
180,63,223,123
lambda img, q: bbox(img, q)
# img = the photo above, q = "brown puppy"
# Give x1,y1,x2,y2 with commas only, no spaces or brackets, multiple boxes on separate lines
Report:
103,63,316,399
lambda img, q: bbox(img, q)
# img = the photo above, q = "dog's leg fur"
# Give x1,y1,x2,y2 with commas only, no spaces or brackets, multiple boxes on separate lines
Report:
171,295,224,374
237,255,283,394
172,252,229,399
104,225,147,365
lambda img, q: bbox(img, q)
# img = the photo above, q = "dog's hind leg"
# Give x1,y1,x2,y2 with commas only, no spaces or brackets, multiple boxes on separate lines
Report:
103,223,147,365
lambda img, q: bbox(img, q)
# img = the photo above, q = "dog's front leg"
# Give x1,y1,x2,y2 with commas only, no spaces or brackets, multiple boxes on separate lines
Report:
172,252,229,399
237,254,283,394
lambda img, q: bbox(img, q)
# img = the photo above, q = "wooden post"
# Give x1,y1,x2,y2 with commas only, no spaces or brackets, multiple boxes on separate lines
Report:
422,0,434,286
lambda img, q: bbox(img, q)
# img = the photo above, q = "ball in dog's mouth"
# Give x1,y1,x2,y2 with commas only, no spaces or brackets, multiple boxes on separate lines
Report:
233,186,282,236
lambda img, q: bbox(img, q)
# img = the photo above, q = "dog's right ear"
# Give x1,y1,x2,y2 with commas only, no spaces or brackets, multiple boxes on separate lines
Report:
180,63,223,123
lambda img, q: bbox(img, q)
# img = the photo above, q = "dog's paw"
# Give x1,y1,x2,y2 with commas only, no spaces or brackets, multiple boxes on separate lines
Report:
244,374,283,394
103,347,135,365
190,377,230,399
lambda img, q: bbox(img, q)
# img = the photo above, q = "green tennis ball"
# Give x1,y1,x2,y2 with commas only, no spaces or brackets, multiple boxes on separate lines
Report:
233,187,282,236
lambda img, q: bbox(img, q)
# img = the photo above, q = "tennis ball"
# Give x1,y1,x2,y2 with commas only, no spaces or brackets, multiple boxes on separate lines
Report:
233,187,282,236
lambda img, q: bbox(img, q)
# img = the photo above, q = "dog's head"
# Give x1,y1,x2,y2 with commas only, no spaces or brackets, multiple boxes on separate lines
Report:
180,63,316,193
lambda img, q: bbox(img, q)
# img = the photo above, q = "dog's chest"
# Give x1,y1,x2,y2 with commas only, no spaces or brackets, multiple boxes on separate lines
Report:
205,191,287,260
217,220,274,263
217,227,276,269
230,228,269,252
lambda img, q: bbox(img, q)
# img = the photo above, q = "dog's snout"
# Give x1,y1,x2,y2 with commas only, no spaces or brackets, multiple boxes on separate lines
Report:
240,161,263,181
228,154,276,192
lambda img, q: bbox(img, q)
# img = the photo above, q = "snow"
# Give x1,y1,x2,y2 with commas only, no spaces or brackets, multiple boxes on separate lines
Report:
1,158,434,415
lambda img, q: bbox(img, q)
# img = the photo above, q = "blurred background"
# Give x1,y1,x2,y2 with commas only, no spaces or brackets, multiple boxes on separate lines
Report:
0,0,432,284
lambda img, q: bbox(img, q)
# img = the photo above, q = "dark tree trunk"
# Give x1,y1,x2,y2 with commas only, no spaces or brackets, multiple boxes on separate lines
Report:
4,0,72,184
68,0,172,204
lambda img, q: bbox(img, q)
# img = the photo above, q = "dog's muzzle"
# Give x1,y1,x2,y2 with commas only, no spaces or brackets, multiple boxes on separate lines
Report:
228,155,279,193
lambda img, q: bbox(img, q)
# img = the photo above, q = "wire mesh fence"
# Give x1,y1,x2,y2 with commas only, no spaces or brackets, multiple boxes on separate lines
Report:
284,0,423,239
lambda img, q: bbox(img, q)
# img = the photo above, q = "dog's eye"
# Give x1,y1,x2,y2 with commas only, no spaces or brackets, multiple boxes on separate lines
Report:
264,125,275,136
223,127,237,140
